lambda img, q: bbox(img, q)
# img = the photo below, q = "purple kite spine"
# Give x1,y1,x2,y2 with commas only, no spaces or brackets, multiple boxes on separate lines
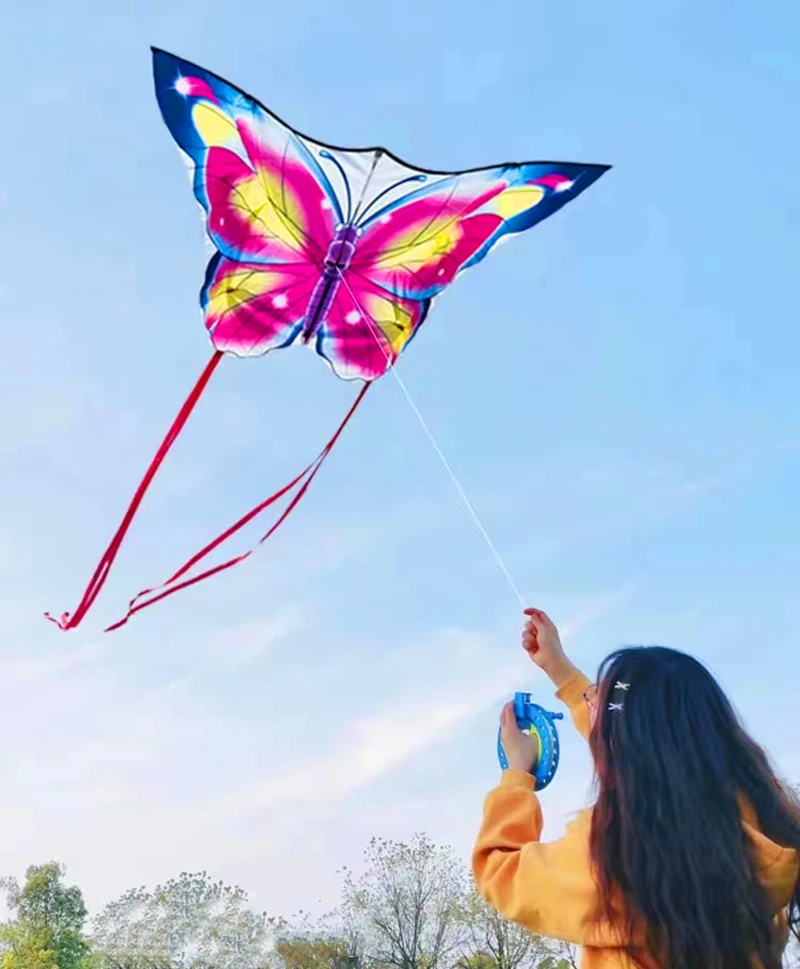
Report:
302,224,360,341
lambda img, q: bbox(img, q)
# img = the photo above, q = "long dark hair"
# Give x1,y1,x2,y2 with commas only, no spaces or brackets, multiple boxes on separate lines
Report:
588,646,800,969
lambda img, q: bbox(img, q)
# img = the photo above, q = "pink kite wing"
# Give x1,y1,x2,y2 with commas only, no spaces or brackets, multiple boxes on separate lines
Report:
352,177,506,297
353,169,580,301
201,255,318,356
314,269,431,381
155,60,339,267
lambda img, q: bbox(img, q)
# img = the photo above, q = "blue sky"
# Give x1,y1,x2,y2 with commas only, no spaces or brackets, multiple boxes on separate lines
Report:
1,0,799,923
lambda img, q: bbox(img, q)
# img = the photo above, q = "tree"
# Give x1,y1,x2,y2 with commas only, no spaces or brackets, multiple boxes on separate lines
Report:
785,935,800,969
90,871,278,969
338,834,466,969
0,862,92,969
275,932,361,969
0,922,59,969
457,889,561,969
544,941,578,969
270,904,364,969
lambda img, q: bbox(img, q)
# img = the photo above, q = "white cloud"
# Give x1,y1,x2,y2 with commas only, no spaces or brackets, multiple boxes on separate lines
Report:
187,586,630,832
0,586,628,918
0,641,104,684
558,583,640,640
159,611,304,696
195,672,510,824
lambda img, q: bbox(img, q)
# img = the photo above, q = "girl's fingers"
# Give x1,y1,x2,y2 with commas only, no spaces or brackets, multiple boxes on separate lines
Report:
501,705,521,740
524,607,553,628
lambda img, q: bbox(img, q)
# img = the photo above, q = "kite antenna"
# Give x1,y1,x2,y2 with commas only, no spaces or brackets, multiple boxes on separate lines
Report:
351,150,383,223
337,271,526,609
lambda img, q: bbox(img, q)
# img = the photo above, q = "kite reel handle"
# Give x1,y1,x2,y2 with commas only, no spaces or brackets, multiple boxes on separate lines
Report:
497,692,564,790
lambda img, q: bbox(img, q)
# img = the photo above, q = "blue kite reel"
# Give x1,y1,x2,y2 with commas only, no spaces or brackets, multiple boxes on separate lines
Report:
497,692,564,790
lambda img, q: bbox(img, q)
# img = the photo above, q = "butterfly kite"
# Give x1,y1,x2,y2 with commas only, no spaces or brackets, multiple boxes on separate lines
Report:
47,48,609,632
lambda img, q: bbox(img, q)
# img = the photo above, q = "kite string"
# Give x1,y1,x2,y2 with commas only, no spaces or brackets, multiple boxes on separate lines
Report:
336,272,525,608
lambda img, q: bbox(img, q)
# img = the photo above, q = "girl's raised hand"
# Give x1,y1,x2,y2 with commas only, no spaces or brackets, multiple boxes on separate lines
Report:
522,608,577,689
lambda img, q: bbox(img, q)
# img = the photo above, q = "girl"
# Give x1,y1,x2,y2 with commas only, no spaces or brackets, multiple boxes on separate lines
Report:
473,608,800,969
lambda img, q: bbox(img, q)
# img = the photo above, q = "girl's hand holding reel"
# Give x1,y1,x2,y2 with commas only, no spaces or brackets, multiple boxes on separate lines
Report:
497,608,576,790
497,694,563,788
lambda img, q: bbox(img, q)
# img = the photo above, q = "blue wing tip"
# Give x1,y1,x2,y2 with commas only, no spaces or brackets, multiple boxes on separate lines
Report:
151,47,183,69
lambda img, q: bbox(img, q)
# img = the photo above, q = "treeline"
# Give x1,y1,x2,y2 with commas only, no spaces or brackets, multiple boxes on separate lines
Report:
0,835,577,969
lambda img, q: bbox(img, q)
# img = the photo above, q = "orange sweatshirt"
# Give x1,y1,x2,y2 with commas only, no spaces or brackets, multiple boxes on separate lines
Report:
472,669,799,968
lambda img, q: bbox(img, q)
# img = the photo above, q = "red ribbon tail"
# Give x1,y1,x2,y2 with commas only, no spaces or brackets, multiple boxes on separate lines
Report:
45,351,224,631
104,382,370,632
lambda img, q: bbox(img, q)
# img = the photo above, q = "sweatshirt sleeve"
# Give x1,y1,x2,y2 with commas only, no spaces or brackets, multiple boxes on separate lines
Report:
555,668,594,742
472,770,598,943
471,669,599,942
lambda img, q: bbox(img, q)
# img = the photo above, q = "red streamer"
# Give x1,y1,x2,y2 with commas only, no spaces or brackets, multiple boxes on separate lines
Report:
104,381,371,632
45,351,224,631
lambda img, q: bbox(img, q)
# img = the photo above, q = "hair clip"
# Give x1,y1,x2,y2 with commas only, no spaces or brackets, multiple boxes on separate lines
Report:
608,702,624,712
613,681,630,691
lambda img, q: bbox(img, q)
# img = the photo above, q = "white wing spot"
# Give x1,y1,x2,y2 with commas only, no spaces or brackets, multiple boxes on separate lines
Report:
346,311,361,324
555,180,574,193
321,199,333,210
175,76,193,97
272,294,289,309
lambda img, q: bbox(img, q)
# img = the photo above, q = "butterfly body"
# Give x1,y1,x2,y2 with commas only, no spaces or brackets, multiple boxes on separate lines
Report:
302,222,361,342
